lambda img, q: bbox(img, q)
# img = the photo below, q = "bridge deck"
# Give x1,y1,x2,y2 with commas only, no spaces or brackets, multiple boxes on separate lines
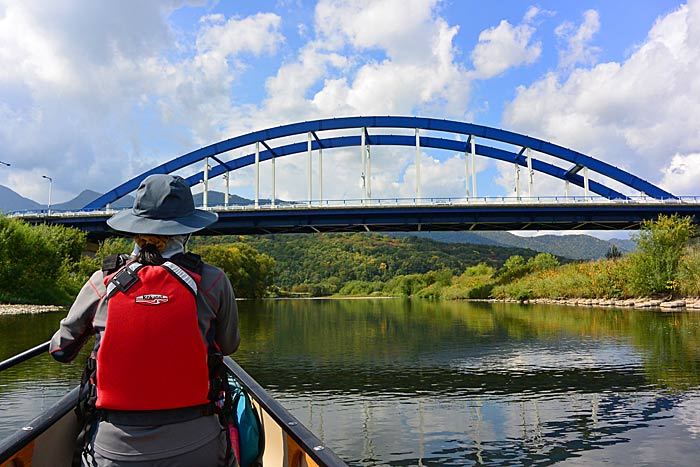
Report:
13,198,700,238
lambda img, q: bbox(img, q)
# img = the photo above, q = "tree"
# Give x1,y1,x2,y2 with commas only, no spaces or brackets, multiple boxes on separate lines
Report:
196,243,274,298
0,216,89,304
495,255,530,283
527,253,559,271
605,245,622,260
628,214,696,295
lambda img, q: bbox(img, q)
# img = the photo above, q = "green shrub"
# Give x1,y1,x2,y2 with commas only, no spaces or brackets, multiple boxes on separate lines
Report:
527,253,559,271
627,214,695,296
678,245,700,296
195,243,274,298
495,255,531,283
383,274,428,297
338,280,385,296
467,283,494,299
0,216,88,304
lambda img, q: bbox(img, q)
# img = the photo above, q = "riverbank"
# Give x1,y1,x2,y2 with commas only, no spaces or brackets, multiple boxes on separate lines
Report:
0,304,63,315
488,297,700,310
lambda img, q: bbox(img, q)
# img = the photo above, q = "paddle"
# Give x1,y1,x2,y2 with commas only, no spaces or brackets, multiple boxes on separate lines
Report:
0,340,51,372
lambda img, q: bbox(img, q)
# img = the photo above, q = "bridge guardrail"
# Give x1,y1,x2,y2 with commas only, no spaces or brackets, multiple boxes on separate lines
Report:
6,196,700,219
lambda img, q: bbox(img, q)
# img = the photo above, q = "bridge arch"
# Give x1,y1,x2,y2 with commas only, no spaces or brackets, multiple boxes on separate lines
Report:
84,116,675,210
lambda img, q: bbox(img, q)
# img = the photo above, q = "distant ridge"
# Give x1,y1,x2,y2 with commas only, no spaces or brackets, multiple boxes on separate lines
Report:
0,185,135,212
389,231,635,260
0,185,43,212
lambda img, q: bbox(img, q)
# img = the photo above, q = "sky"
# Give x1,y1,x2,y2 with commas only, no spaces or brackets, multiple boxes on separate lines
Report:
0,0,698,218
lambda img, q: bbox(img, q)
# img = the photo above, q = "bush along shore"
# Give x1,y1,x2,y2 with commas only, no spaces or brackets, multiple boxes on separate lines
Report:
0,213,697,307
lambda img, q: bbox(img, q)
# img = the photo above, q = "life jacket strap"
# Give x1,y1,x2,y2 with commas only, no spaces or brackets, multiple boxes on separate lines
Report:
98,403,215,426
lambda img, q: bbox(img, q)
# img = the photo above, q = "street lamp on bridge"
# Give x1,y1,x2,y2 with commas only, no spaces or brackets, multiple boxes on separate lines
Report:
42,175,53,215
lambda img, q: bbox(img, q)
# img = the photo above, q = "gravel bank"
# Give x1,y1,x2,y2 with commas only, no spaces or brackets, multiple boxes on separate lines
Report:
0,304,64,315
489,297,700,310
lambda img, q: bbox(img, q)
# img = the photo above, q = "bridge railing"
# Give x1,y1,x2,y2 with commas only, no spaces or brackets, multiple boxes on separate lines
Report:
6,195,700,219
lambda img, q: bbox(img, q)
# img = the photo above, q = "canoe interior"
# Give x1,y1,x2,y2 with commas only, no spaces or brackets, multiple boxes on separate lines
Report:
0,357,347,467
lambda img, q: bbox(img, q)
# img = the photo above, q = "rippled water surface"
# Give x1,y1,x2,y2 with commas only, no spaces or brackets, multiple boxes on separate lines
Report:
3,300,700,466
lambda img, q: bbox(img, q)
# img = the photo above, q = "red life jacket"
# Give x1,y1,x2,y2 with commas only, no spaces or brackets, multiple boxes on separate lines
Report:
95,260,210,411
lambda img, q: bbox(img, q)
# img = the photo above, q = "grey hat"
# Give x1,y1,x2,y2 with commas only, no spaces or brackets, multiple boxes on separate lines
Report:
107,174,218,235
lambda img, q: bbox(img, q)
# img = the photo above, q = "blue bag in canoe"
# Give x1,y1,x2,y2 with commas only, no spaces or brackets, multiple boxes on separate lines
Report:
228,376,264,467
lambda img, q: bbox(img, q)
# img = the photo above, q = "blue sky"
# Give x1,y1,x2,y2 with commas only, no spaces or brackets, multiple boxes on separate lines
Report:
0,0,697,218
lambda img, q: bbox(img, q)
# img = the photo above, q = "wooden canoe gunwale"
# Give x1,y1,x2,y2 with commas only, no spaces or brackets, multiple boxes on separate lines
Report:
0,386,80,465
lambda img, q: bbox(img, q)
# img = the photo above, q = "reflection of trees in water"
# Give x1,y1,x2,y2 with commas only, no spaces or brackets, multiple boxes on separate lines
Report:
237,300,700,392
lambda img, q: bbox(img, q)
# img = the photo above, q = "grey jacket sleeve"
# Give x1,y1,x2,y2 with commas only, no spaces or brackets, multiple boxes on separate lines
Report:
49,270,106,362
201,264,240,355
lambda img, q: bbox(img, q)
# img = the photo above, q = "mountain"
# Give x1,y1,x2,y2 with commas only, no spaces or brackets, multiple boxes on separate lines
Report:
0,184,261,213
52,189,134,211
192,191,255,207
0,185,43,212
0,185,135,213
389,231,635,260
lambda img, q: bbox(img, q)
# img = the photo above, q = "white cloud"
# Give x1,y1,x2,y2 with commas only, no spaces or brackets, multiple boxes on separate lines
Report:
502,2,700,198
555,9,601,69
196,13,283,58
216,0,477,202
314,0,440,62
659,153,700,196
469,11,542,79
0,0,284,199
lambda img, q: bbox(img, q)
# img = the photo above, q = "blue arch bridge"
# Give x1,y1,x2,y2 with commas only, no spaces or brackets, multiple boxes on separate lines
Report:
15,116,700,238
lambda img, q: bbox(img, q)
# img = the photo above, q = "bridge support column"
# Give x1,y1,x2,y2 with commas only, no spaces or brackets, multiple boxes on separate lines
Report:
527,148,533,198
255,142,260,208
224,172,229,207
470,135,477,198
308,132,313,205
465,138,471,199
318,146,323,203
366,144,372,199
203,157,209,208
514,163,520,200
415,128,422,201
361,128,367,203
565,180,570,200
272,152,276,207
583,167,590,200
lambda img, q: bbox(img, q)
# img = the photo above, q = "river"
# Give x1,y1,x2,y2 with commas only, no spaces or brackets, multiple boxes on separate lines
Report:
2,299,700,466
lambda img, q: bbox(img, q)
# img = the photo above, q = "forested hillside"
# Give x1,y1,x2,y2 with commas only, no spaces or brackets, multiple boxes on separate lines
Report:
192,233,556,291
389,231,635,260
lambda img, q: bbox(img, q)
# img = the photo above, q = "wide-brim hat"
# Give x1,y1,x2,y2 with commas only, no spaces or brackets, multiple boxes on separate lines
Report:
107,174,218,235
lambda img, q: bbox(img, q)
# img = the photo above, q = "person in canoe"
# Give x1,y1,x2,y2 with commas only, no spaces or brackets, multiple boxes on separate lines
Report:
49,174,240,466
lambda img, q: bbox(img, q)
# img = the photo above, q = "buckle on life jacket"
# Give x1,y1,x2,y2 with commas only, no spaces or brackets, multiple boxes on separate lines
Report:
110,266,139,293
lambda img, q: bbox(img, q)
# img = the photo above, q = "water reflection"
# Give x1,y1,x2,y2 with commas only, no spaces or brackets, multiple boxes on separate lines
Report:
3,300,700,465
